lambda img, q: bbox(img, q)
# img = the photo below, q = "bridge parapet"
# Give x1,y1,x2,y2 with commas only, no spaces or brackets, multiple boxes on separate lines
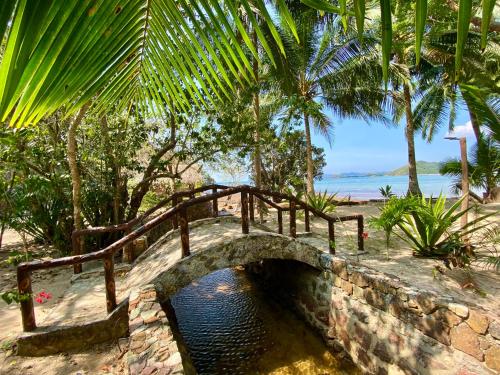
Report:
16,185,364,332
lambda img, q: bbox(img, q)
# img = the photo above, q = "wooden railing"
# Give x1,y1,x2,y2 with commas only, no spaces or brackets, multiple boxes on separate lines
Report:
71,184,229,273
17,185,364,332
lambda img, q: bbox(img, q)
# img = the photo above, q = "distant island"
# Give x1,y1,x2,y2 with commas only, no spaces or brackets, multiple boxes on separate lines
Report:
326,161,441,178
388,161,441,176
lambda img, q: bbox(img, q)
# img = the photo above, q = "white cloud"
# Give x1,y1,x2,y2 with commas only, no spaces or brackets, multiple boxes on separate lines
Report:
446,121,474,138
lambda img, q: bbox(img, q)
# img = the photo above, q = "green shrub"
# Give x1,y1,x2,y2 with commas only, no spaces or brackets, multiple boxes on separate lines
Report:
397,195,495,267
306,191,337,214
379,185,395,199
369,196,418,259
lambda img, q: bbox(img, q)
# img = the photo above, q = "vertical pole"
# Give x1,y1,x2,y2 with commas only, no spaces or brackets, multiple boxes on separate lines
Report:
328,220,335,254
304,207,310,232
172,196,179,230
357,216,364,251
249,194,255,222
212,187,218,217
460,137,470,248
179,206,190,257
277,208,283,234
289,200,296,238
123,227,133,263
104,254,117,313
17,267,36,331
72,233,82,274
241,191,249,234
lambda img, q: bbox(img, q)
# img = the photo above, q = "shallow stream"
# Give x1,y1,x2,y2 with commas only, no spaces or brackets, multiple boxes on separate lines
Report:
167,267,359,375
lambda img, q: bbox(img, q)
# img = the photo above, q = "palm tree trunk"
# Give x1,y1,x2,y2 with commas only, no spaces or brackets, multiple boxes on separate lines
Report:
403,83,422,196
252,29,264,222
67,104,89,232
464,100,482,143
304,112,315,194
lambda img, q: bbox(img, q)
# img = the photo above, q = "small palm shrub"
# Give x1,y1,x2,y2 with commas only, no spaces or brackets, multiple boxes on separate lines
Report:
369,196,417,259
306,191,337,214
379,185,395,199
397,195,495,267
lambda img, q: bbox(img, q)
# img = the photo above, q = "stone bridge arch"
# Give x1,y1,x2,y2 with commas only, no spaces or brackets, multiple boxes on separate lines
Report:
149,232,329,300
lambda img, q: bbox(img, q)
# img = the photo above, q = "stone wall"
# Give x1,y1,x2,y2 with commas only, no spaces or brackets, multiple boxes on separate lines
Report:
125,285,184,375
257,258,500,375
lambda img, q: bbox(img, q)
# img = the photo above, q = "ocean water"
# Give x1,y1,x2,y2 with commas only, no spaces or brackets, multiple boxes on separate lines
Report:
217,174,461,200
314,174,459,199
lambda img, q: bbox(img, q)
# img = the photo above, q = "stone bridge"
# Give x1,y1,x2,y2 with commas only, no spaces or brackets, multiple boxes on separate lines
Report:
126,216,330,298
17,216,500,375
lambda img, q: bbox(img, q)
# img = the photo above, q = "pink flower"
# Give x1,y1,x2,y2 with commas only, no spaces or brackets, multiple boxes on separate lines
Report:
362,232,369,239
35,291,52,304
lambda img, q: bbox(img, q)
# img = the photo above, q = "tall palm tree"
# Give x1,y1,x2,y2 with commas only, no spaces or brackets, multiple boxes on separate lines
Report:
268,9,390,193
440,135,500,201
413,31,500,143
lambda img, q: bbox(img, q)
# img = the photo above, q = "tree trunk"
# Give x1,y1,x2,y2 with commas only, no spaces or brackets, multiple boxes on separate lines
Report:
403,83,422,196
100,115,122,225
304,112,315,194
464,99,482,143
67,104,89,232
252,30,264,222
126,115,176,221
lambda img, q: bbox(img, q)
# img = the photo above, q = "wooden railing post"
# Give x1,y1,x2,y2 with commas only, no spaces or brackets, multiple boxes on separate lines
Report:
179,207,190,257
17,267,36,331
72,233,82,274
212,187,218,217
123,227,133,263
357,215,364,251
289,200,296,238
241,191,249,234
328,220,335,254
104,254,117,313
249,193,254,222
172,196,179,229
304,207,310,232
277,208,283,234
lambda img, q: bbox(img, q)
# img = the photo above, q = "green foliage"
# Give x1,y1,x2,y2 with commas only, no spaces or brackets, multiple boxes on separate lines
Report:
259,128,326,193
1,290,31,305
369,196,417,258
306,191,337,214
439,136,500,198
379,185,395,198
2,250,33,267
397,195,495,266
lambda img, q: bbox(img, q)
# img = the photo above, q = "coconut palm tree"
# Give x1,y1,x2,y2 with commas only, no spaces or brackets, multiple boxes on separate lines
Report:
268,8,391,194
413,31,500,143
440,135,500,201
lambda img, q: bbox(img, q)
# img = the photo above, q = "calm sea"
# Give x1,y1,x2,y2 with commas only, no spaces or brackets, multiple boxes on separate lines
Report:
218,174,462,200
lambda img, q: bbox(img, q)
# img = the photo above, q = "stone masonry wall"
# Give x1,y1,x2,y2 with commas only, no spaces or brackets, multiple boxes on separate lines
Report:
258,258,500,375
125,285,184,375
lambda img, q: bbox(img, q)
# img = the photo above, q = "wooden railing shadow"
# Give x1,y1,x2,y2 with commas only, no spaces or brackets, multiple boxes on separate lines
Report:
17,185,364,332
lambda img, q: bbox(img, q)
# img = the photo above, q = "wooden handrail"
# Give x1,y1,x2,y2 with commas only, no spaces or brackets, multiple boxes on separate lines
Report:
17,185,364,332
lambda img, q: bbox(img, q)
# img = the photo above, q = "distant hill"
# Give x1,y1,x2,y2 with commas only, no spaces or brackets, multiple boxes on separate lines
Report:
388,161,440,176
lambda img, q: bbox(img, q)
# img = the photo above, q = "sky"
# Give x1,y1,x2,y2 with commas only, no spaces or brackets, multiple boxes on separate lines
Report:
315,107,477,175
210,104,478,182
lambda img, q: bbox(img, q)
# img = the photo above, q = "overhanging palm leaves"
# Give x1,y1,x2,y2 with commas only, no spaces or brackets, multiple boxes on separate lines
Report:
0,0,497,127
0,0,296,127
300,0,497,84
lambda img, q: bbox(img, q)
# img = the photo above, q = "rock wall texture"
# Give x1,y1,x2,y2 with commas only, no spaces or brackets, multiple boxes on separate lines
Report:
16,300,129,356
125,285,184,375
257,258,500,375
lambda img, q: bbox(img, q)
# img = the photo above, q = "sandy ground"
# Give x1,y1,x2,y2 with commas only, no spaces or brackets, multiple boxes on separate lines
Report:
0,200,498,374
0,230,123,375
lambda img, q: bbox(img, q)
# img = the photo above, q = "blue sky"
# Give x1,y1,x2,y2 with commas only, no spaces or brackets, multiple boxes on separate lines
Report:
315,107,477,174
